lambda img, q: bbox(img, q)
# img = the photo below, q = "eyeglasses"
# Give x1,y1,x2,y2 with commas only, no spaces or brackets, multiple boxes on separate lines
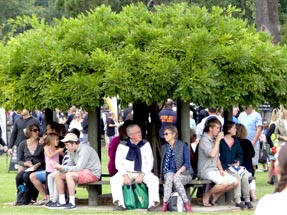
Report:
32,129,39,132
163,132,170,136
130,131,142,135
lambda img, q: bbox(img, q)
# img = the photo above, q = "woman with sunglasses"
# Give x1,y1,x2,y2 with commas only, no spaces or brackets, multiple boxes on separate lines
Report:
160,125,193,212
15,124,45,205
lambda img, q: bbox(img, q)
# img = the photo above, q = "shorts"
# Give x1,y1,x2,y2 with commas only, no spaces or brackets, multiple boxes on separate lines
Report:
77,169,99,185
206,170,237,185
35,170,46,183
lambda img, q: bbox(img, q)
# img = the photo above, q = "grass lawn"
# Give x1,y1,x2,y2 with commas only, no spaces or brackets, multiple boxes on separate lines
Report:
0,146,274,214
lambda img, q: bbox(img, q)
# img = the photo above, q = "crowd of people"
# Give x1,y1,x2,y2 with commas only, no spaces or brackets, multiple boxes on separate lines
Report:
0,107,102,210
1,101,286,213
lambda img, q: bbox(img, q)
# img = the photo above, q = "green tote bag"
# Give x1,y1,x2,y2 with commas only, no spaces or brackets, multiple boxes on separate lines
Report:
134,183,149,209
122,185,136,210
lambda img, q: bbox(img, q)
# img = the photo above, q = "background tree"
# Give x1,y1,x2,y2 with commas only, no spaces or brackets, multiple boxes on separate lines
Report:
256,0,281,44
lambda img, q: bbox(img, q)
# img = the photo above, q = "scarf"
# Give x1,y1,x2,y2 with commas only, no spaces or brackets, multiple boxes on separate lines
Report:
163,144,175,175
126,140,146,171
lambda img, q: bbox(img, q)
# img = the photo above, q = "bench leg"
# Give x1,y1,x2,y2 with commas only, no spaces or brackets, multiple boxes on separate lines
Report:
86,185,100,206
185,186,191,201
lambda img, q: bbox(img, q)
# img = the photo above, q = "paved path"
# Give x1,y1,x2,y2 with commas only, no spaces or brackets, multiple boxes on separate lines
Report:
5,201,257,213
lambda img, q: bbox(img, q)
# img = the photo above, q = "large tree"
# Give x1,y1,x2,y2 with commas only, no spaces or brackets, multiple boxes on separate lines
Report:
1,3,287,173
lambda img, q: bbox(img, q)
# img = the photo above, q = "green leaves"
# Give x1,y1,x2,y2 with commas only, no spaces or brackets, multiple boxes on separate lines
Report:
0,3,286,110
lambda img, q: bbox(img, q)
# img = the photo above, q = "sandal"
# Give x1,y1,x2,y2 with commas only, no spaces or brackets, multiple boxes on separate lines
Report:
202,202,212,207
36,199,47,206
29,200,36,205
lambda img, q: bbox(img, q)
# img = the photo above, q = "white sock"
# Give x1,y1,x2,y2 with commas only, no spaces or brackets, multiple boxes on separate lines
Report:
69,196,75,205
59,195,66,205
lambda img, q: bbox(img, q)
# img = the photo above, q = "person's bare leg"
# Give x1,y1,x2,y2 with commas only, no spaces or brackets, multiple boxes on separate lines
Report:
209,184,228,204
66,172,78,196
267,160,274,183
30,173,47,199
211,181,238,204
55,172,67,195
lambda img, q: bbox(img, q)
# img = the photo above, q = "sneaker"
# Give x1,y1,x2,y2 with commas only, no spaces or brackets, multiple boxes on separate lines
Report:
45,201,58,208
45,200,53,207
245,201,254,209
113,205,126,211
235,202,247,210
65,203,76,210
147,206,157,212
46,202,66,209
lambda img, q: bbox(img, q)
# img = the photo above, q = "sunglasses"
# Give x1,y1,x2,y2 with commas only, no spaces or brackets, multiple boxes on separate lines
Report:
32,129,39,132
163,132,170,136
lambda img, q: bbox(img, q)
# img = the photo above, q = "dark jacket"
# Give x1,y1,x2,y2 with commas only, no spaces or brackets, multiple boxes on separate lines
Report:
219,137,243,170
17,140,45,170
237,137,255,176
81,114,88,134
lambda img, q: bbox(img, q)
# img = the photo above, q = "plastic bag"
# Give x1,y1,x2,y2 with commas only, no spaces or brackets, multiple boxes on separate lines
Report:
122,185,136,210
134,183,149,209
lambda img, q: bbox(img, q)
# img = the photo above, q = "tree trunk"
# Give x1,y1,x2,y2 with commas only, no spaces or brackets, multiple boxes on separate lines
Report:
256,0,280,44
223,106,233,123
148,102,162,177
88,108,101,155
176,100,190,145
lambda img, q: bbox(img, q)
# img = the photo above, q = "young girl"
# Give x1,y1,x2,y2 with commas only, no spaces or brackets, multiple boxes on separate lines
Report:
31,133,64,205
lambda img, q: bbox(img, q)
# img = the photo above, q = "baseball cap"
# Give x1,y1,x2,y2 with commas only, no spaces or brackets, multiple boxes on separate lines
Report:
61,133,79,143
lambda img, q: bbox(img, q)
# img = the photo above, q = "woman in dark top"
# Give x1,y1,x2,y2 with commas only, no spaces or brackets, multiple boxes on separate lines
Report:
235,123,255,176
220,121,253,209
16,124,45,204
235,123,257,202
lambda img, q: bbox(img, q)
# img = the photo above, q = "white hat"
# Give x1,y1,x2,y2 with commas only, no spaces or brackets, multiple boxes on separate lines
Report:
61,133,79,143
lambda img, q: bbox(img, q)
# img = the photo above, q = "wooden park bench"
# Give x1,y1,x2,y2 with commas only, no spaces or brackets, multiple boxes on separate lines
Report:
78,174,212,206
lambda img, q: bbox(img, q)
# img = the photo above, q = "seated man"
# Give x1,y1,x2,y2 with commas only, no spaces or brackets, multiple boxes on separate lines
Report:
51,133,101,210
110,124,160,212
197,118,238,206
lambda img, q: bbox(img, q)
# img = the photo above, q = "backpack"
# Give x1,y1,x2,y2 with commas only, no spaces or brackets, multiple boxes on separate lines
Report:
15,185,30,205
167,192,184,212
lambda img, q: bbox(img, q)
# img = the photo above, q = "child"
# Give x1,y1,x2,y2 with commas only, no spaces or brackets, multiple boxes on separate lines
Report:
32,133,64,205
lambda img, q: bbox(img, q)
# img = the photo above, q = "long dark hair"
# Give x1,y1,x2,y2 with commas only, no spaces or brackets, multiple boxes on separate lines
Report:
223,121,235,135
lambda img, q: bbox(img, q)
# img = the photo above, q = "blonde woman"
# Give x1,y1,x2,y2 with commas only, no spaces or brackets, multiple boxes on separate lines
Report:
266,108,281,184
274,107,287,146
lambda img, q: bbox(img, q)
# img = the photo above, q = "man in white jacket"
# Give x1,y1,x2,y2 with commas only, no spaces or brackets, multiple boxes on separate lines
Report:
110,124,160,212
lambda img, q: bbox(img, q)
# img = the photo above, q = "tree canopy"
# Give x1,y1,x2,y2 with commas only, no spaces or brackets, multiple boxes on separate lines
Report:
0,3,287,111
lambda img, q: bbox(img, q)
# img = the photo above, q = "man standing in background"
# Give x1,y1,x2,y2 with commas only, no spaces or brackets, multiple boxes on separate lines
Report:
158,99,177,144
7,109,41,156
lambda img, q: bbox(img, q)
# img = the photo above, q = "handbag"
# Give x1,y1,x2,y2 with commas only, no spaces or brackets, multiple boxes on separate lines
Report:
122,185,136,210
133,183,149,209
167,192,184,212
